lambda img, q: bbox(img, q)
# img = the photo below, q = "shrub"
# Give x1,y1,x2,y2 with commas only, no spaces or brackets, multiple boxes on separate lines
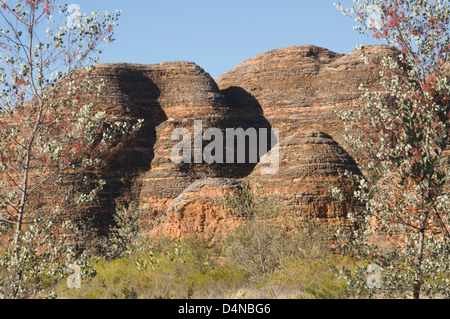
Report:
222,185,346,298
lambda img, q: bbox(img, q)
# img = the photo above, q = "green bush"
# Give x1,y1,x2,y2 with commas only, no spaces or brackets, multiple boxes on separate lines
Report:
59,190,352,300
60,235,249,299
220,186,348,299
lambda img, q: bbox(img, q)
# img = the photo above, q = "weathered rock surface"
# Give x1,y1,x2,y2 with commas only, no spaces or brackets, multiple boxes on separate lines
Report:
4,45,408,239
86,62,247,230
247,131,360,219
216,45,397,149
151,178,243,240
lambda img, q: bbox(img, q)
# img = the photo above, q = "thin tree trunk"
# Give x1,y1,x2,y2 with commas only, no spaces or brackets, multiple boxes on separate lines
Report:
11,5,39,298
11,135,34,298
413,211,429,299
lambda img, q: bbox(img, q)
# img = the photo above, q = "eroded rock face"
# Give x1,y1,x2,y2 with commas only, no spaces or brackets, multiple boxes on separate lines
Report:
151,178,243,240
216,45,397,149
4,45,401,239
0,61,242,232
247,131,360,219
86,62,246,230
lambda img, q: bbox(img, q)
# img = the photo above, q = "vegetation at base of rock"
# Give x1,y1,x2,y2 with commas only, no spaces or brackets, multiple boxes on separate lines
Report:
222,188,341,298
0,209,98,299
59,236,349,300
59,190,349,299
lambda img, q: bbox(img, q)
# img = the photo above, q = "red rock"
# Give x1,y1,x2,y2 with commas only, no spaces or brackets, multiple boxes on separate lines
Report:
247,131,360,220
2,45,409,240
151,178,243,240
216,45,398,149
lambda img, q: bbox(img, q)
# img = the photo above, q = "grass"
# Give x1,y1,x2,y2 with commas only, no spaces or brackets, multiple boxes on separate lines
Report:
58,233,351,300
58,195,353,300
60,236,249,299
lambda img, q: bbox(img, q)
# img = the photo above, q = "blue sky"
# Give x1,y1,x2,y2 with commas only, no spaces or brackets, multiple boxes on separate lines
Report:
70,0,382,78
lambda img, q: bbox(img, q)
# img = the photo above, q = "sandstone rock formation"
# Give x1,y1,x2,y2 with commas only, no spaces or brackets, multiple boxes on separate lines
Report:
216,45,397,149
151,178,243,240
90,46,382,236
3,45,404,239
85,62,248,230
247,131,360,220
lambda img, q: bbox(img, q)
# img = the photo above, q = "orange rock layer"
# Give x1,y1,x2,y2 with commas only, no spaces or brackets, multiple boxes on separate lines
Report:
2,45,410,239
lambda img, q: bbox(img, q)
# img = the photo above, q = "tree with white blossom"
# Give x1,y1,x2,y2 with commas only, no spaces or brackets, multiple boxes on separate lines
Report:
0,0,142,299
333,0,450,299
